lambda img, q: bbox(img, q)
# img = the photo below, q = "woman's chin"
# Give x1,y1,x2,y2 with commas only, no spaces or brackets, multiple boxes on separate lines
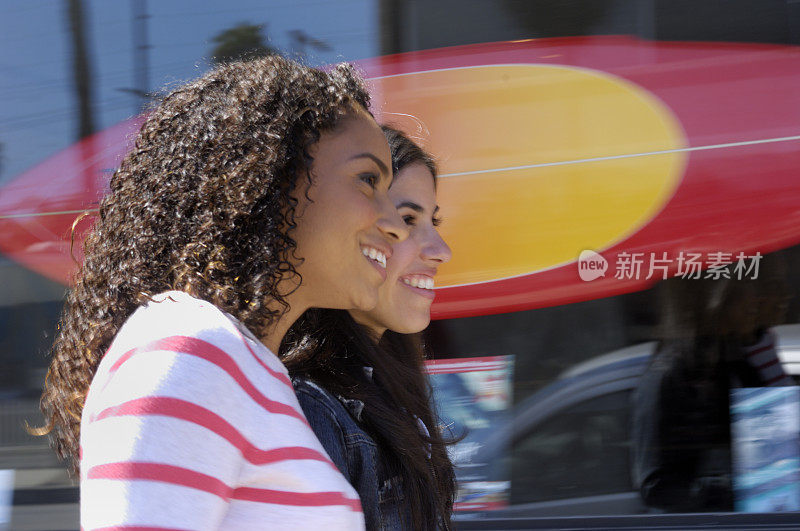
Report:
350,288,380,313
389,314,431,335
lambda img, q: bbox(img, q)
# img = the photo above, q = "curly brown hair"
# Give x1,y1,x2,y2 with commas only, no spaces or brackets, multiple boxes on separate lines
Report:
39,55,370,476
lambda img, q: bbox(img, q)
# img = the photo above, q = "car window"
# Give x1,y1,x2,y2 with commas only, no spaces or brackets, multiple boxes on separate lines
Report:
510,391,632,504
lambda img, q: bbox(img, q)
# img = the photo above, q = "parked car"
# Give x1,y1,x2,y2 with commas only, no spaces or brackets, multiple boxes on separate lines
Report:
457,324,800,520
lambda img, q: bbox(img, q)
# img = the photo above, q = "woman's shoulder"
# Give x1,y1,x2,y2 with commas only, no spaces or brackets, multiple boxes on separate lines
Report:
124,290,234,334
94,290,288,390
292,376,377,482
292,376,345,415
293,377,372,437
111,291,267,355
84,290,296,423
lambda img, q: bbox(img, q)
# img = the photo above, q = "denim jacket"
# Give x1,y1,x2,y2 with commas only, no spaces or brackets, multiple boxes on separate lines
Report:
292,376,407,530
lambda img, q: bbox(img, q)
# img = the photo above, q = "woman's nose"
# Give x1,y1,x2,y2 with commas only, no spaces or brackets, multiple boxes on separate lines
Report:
422,229,452,264
375,196,410,243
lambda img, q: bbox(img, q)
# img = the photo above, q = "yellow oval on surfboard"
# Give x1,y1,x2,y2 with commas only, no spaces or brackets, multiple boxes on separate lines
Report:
371,64,687,287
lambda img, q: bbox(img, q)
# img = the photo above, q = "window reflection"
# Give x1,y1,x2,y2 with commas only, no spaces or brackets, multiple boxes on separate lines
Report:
632,253,795,512
429,247,800,518
2,0,800,527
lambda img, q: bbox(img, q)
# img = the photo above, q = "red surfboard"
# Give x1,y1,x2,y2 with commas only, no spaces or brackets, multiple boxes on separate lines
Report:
2,36,799,320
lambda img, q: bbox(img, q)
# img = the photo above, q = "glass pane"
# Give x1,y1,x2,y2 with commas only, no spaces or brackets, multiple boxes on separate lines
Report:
4,1,800,527
510,391,632,503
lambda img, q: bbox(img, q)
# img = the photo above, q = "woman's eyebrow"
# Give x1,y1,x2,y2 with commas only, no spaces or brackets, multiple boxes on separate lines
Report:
396,200,424,212
349,152,389,175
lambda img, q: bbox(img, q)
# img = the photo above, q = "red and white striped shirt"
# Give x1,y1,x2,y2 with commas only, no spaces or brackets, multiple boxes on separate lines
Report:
743,330,794,387
80,291,364,530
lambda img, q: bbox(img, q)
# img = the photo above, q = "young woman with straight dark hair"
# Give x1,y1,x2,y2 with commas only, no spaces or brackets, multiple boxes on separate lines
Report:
282,126,457,530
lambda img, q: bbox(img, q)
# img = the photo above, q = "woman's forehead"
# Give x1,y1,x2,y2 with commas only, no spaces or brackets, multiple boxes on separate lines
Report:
314,110,391,167
390,164,436,206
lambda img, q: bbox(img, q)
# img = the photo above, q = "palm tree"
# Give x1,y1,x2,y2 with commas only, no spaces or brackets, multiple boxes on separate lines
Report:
209,23,277,65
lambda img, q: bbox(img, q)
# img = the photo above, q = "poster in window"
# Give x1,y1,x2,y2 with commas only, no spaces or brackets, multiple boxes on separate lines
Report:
731,386,800,512
426,355,514,512
0,469,13,530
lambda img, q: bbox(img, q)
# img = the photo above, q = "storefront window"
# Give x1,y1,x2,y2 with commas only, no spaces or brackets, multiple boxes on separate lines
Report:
2,1,799,528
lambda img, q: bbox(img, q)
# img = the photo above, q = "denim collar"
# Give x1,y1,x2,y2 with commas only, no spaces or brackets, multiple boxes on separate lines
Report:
335,366,373,421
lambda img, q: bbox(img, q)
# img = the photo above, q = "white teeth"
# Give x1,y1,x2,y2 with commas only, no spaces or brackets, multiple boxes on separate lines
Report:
362,247,387,269
403,276,434,290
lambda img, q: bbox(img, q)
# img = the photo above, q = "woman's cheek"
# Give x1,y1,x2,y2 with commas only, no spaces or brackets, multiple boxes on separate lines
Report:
354,193,383,226
388,238,419,281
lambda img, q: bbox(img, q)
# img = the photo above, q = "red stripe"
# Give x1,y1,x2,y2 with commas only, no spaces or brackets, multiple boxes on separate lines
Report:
233,488,362,512
757,357,781,370
87,462,231,499
92,527,190,531
766,373,791,385
746,343,776,357
93,397,336,469
232,328,293,388
105,336,308,426
87,462,362,511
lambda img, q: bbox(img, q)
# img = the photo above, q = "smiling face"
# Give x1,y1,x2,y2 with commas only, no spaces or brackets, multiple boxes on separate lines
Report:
350,162,452,335
290,106,409,314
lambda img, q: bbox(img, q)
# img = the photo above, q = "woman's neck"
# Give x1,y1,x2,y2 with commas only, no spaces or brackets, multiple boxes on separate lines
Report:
260,320,289,354
259,296,308,354
349,311,386,341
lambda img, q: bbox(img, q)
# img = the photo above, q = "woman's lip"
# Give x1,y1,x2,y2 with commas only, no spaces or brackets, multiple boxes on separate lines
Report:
398,279,436,299
404,268,437,277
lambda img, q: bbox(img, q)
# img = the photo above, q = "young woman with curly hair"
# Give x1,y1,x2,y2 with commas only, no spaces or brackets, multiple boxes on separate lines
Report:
282,126,457,530
39,56,410,529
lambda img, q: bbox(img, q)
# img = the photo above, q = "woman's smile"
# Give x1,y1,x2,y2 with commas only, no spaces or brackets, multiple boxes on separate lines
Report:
399,270,437,299
350,161,452,335
361,244,390,280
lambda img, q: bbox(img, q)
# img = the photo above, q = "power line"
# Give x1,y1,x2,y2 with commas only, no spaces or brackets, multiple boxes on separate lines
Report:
0,61,64,88
0,59,204,99
1,96,132,129
0,26,70,46
5,101,133,132
0,44,134,73
1,0,64,17
155,0,362,19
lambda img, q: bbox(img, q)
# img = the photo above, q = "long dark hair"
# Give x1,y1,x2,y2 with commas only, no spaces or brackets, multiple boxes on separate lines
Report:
39,55,370,476
281,127,456,530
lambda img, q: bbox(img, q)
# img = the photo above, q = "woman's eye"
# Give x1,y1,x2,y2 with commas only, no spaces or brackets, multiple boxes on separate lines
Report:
432,217,443,227
359,173,378,188
403,214,417,226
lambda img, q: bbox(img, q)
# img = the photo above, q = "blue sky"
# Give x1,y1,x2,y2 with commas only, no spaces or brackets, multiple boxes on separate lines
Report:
0,0,379,184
